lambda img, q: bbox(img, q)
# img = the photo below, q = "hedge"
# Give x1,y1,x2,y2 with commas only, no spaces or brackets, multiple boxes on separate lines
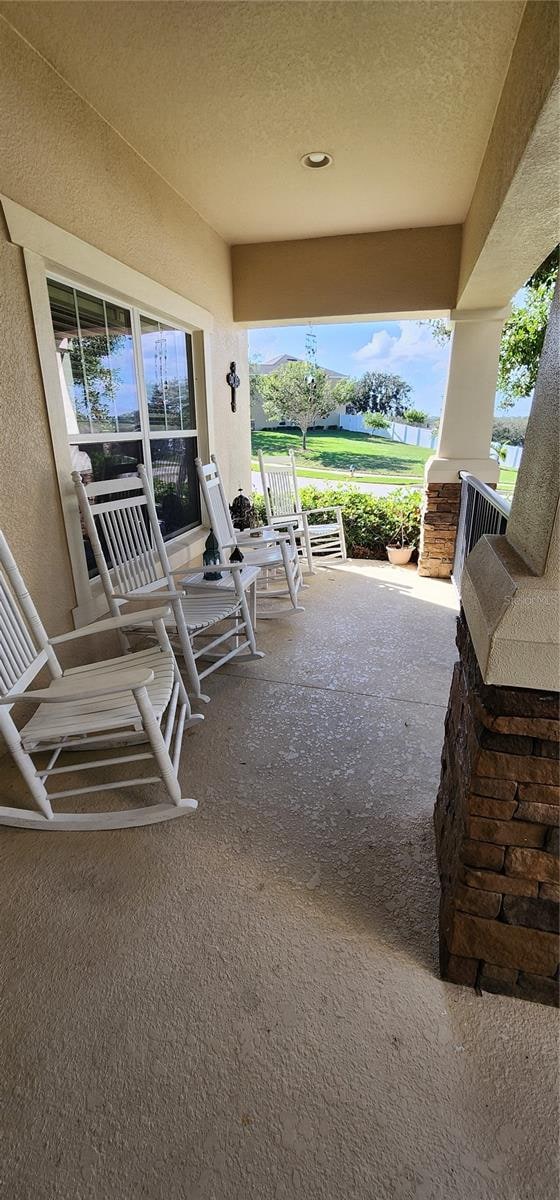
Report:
252,485,422,559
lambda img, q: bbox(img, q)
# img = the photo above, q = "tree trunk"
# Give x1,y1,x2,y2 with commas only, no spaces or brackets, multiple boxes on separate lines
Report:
301,427,307,450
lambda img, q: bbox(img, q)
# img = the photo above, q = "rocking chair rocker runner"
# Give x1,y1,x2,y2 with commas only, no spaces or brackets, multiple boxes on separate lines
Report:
73,467,263,703
193,455,304,619
0,530,199,830
258,448,346,574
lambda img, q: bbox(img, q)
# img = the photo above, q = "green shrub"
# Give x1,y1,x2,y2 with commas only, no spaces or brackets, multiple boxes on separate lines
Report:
363,412,390,431
251,491,267,523
252,486,422,559
402,407,428,426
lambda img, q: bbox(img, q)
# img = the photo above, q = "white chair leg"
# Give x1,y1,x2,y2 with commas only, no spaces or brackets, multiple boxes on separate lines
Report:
238,586,263,658
172,602,210,703
301,515,316,575
2,713,53,820
133,685,188,806
337,508,347,560
251,579,258,629
281,540,304,612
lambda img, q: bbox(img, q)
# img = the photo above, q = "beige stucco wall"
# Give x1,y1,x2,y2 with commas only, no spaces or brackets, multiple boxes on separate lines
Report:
0,17,250,637
458,0,559,308
232,225,461,324
507,279,560,576
461,282,560,690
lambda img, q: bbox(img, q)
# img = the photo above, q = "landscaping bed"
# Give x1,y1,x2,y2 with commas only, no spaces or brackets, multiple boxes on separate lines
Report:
252,485,422,560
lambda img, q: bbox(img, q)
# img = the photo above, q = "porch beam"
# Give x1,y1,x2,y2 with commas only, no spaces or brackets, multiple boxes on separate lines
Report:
231,225,461,325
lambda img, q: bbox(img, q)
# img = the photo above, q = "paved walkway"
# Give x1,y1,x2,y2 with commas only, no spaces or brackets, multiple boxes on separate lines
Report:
251,469,403,497
1,563,557,1200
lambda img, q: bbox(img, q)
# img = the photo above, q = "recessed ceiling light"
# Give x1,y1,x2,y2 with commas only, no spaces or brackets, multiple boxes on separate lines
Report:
301,151,333,169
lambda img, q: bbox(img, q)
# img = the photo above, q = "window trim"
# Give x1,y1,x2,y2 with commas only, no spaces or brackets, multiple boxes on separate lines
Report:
2,197,213,625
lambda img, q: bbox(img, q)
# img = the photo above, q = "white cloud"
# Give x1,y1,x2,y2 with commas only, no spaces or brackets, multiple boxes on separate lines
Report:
353,322,448,373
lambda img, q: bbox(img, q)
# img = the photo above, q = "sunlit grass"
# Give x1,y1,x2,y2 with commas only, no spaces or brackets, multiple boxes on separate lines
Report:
252,429,516,487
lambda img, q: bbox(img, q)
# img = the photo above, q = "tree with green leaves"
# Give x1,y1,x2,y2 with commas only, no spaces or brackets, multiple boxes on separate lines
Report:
249,356,264,418
329,377,357,412
423,247,558,411
363,412,390,431
492,416,527,446
259,360,333,449
333,371,411,418
402,407,428,426
69,333,125,429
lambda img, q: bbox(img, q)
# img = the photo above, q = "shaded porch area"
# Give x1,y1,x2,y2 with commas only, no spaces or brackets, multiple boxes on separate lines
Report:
1,562,556,1200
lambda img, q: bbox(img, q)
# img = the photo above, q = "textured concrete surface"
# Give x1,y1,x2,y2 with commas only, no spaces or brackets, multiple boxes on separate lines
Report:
3,2,524,243
0,563,558,1200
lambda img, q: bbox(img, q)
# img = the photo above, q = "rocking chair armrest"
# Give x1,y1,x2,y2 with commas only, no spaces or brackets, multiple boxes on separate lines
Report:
0,667,155,704
113,590,187,601
48,607,173,644
170,563,245,576
302,506,342,516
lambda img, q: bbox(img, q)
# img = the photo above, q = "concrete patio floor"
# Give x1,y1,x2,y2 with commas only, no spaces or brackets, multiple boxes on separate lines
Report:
0,561,557,1200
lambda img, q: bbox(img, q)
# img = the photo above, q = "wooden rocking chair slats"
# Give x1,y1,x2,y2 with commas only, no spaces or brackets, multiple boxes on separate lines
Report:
73,466,263,703
193,455,304,619
258,448,347,574
0,531,199,831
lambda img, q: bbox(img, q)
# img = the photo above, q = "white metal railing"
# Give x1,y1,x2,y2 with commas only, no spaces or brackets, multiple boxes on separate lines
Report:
452,472,511,593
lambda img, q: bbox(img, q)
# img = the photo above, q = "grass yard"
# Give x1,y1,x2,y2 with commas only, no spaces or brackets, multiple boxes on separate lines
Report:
252,428,429,478
251,428,517,487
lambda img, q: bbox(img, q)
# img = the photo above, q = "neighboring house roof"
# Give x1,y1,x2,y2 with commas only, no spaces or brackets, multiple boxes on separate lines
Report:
254,355,346,382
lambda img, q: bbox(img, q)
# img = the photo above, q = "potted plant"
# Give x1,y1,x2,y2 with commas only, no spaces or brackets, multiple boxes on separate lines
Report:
385,490,417,565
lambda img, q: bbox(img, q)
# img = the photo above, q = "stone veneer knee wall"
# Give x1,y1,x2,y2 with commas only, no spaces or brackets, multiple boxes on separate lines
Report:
434,612,559,1005
418,482,461,578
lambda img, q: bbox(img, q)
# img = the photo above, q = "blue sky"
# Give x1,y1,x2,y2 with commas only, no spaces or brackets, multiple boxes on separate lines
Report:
249,308,532,418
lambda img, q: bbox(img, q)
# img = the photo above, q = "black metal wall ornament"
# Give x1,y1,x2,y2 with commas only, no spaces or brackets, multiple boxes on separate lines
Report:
227,361,240,412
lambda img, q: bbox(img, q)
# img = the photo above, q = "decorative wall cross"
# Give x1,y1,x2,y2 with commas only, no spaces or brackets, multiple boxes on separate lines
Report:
227,361,240,412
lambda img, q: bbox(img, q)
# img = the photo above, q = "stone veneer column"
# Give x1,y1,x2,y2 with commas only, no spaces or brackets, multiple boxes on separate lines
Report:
418,481,461,578
435,613,559,1005
418,308,508,577
435,281,560,1005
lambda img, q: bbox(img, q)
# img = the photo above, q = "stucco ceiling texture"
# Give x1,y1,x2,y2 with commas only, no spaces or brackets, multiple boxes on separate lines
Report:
1,0,525,244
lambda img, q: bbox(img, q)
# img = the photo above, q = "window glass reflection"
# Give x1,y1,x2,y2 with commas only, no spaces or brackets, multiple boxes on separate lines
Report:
140,315,195,432
150,438,200,538
47,279,140,434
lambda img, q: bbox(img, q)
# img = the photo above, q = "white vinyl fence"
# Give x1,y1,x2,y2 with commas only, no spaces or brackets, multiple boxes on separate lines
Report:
500,444,523,470
339,412,523,471
340,411,438,449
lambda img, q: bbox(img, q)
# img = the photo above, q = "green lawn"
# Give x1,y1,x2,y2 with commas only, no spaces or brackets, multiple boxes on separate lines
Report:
252,428,430,478
251,428,517,487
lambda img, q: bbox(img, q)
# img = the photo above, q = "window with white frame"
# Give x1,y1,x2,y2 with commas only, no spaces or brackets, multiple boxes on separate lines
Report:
46,277,201,575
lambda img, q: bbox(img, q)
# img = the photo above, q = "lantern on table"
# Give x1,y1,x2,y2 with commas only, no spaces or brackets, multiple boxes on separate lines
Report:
202,531,222,580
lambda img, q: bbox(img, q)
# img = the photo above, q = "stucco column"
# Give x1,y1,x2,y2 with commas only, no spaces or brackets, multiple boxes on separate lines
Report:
461,280,560,691
418,307,509,578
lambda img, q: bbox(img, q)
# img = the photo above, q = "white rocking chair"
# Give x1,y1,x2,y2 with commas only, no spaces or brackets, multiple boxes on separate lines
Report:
0,530,199,830
73,467,263,704
193,455,304,619
258,448,347,574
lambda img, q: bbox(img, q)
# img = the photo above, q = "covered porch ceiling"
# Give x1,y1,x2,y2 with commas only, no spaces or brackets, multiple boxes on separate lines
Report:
0,0,525,244
1,0,558,321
